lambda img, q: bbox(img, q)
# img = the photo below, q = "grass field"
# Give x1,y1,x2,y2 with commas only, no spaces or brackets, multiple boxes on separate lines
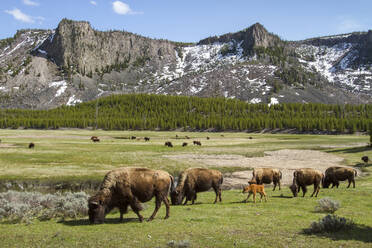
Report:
0,129,371,247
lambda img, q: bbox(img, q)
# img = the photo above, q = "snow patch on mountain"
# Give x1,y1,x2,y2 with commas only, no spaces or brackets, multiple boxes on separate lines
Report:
49,80,67,97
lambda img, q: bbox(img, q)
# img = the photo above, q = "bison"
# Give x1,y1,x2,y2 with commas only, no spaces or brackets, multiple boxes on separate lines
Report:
290,168,323,197
88,167,174,224
165,141,173,147
193,141,201,146
170,168,223,205
144,137,150,142
361,156,369,164
131,136,136,140
251,168,282,191
28,142,35,149
182,142,188,147
242,184,267,203
323,166,357,188
90,136,98,141
92,137,100,142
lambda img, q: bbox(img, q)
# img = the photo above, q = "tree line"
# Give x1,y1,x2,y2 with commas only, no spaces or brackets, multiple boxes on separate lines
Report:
0,94,371,133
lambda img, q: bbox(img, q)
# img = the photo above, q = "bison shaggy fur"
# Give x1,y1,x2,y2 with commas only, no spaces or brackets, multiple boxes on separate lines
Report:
88,167,174,224
323,166,357,188
290,168,323,197
171,168,223,205
251,168,282,191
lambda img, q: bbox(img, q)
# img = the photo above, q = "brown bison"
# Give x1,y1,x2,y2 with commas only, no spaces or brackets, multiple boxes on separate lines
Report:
361,156,369,164
90,136,98,141
165,141,173,147
88,168,174,224
92,137,100,142
144,137,150,142
193,141,202,146
182,142,188,147
251,168,282,191
170,168,223,205
290,168,323,197
131,136,136,140
28,142,35,149
323,166,357,188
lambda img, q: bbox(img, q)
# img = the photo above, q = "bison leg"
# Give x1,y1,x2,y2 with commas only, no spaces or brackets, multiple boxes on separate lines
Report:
191,192,197,205
213,186,220,204
352,179,355,188
244,193,252,203
347,180,351,188
273,182,276,191
253,192,256,203
148,196,162,222
129,200,144,222
311,184,319,197
119,204,128,222
301,186,307,197
218,188,222,202
162,196,170,219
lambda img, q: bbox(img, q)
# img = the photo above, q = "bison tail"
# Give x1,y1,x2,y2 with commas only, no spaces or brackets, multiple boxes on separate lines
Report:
219,175,224,185
279,171,282,180
354,169,357,177
169,175,175,193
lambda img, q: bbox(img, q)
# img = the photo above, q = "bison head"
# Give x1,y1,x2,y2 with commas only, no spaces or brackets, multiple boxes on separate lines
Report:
170,189,184,205
88,196,106,224
322,176,331,188
289,183,298,197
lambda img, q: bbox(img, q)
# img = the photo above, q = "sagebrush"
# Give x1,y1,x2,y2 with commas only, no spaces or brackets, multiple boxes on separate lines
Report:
315,197,340,213
305,214,354,234
0,191,89,222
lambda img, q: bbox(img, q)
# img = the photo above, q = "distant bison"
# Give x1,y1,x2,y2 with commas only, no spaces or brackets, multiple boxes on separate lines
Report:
165,141,173,147
185,136,190,139
206,137,210,140
323,166,357,188
92,137,100,142
88,168,174,224
171,168,223,205
144,137,150,142
90,136,98,141
251,168,282,191
361,156,369,164
193,141,201,146
131,136,136,140
182,142,188,147
28,142,35,149
290,168,323,197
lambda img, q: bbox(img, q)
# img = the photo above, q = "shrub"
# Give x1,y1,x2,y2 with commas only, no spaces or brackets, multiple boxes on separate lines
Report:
0,191,89,222
305,214,354,234
167,240,190,248
315,197,340,213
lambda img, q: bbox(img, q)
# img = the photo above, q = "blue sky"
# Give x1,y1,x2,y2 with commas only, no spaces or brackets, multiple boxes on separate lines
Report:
1,0,371,42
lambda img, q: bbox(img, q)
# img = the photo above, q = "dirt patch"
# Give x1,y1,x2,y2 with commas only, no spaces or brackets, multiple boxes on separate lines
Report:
164,149,355,189
0,143,17,148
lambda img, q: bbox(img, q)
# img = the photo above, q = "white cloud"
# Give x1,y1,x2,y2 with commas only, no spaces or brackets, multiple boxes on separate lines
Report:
5,8,44,24
112,1,142,15
338,17,363,32
90,1,97,6
23,0,40,6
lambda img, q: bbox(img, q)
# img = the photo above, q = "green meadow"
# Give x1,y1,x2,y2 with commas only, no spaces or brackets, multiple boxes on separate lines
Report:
0,129,371,247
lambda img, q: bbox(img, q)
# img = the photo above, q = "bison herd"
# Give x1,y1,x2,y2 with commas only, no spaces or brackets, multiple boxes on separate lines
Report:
88,165,358,224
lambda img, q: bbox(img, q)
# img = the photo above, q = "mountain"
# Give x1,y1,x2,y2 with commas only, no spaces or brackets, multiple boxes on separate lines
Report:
0,19,371,109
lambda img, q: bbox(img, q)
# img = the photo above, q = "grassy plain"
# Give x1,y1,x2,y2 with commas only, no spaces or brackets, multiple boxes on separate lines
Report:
0,129,371,247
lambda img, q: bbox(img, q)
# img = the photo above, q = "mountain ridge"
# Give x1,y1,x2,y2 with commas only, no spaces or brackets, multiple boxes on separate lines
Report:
0,19,371,109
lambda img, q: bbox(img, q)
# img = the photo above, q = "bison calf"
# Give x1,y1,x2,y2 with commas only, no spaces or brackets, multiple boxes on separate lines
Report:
242,184,267,203
171,168,223,205
88,168,174,224
323,166,357,188
290,168,323,197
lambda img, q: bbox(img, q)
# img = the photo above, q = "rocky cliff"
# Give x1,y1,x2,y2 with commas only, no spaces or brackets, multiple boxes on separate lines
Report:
0,19,371,109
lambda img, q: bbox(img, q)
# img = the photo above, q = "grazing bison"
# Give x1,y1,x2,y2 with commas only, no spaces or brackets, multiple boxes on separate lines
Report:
206,137,210,140
165,141,173,147
185,136,190,139
251,168,282,191
28,142,35,149
88,168,174,224
90,136,98,141
144,137,150,142
290,168,323,197
171,168,223,205
323,166,357,188
131,136,136,140
361,156,369,164
193,141,202,146
92,137,100,142
182,142,188,147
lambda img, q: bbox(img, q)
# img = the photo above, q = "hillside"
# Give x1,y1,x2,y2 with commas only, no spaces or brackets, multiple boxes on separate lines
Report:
0,94,371,133
0,19,371,109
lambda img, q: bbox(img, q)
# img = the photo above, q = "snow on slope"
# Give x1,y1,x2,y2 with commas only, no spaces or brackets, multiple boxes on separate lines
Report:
297,42,372,94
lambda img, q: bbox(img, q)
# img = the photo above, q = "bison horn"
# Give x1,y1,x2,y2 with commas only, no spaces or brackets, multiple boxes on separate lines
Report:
90,201,99,206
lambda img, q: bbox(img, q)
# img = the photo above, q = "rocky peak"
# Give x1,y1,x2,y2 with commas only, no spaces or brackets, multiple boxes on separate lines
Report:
198,22,282,54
